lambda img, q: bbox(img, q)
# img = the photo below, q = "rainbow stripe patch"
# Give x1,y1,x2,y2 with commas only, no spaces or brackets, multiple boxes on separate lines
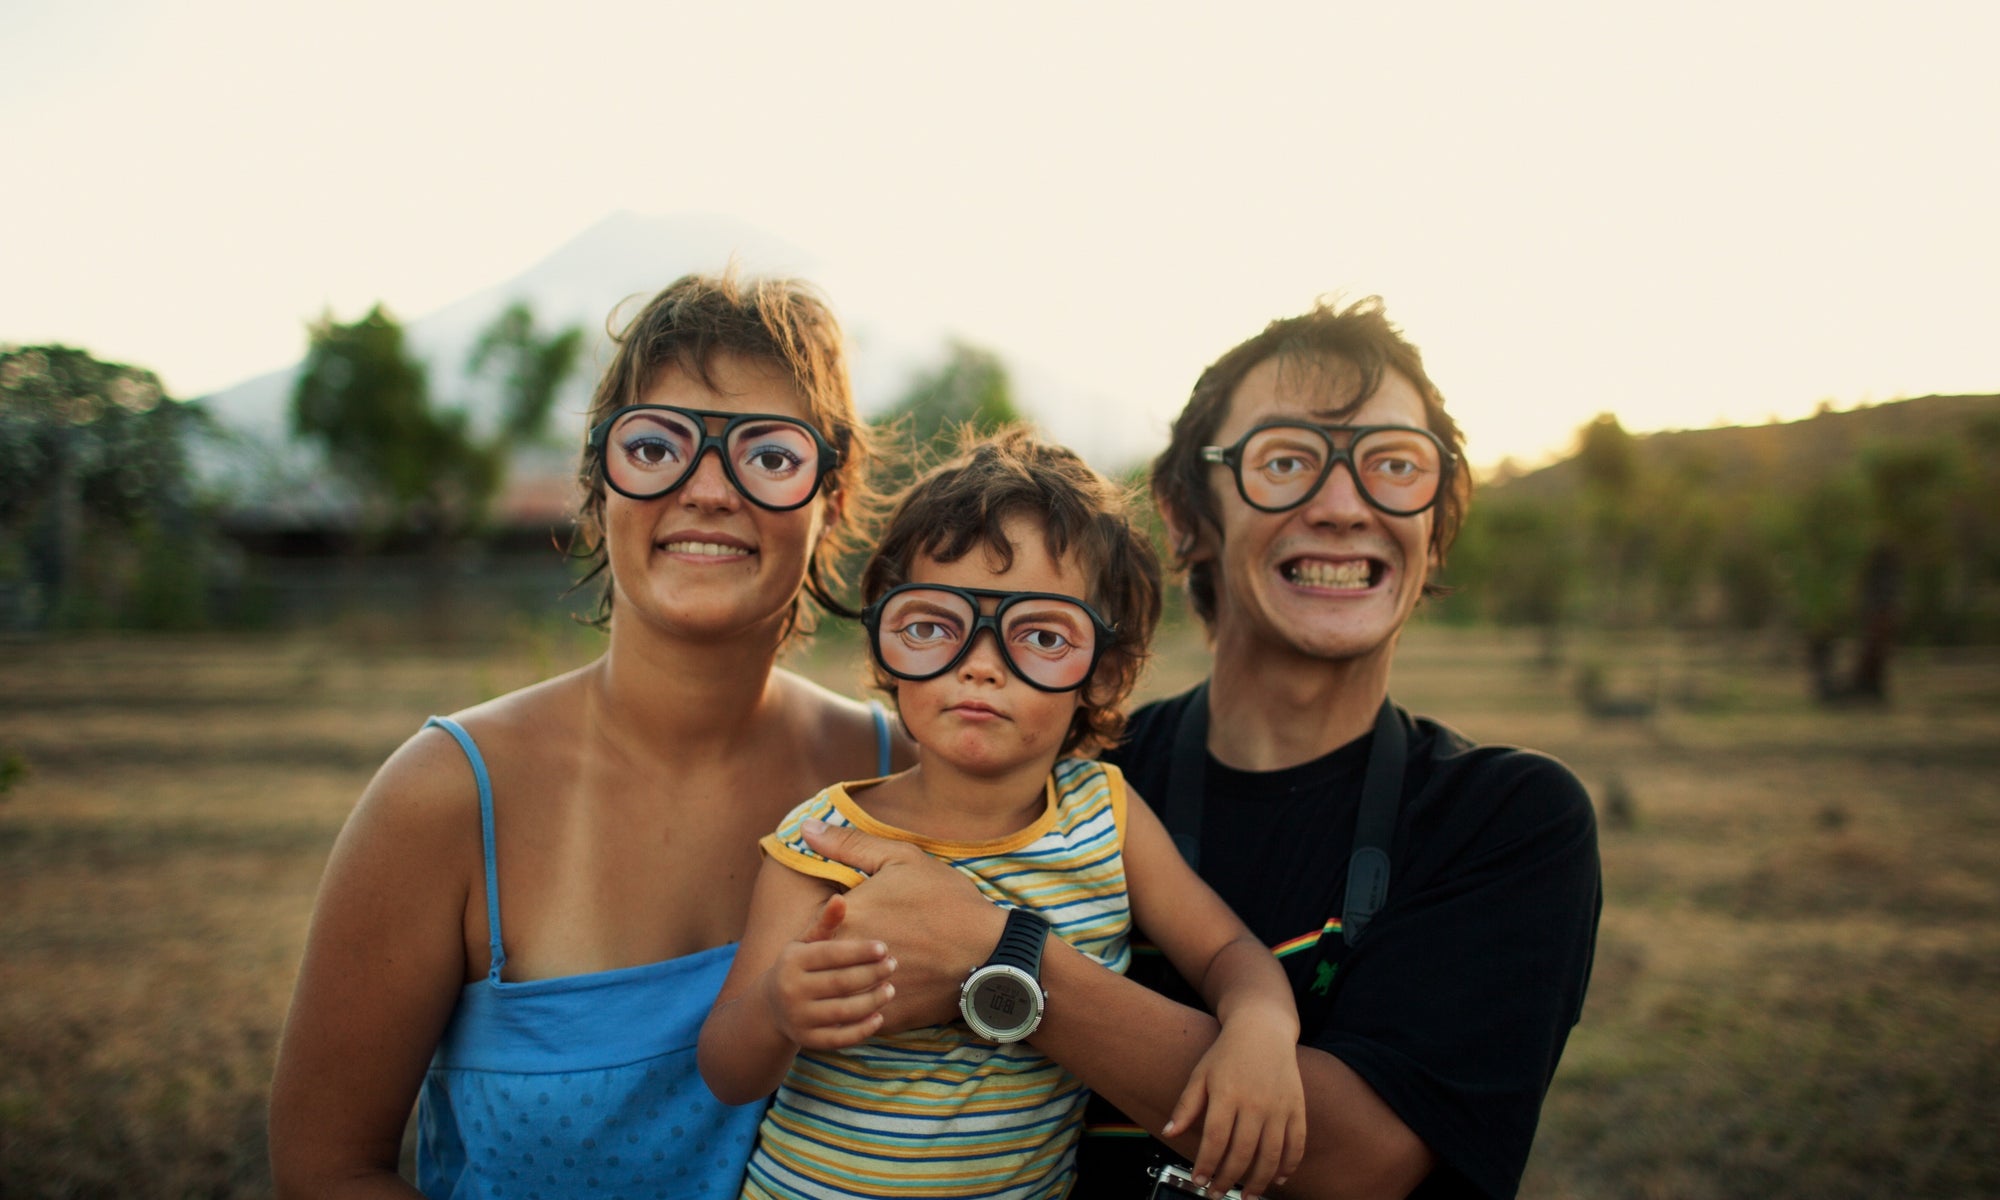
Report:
1272,918,1341,959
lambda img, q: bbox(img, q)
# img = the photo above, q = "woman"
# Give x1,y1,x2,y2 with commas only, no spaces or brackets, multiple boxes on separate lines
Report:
269,273,902,1199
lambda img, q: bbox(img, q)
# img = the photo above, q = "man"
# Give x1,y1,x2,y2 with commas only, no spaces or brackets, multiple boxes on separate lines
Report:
806,297,1601,1198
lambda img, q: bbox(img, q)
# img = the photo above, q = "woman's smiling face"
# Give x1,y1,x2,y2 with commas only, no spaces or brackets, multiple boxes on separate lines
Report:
603,352,830,642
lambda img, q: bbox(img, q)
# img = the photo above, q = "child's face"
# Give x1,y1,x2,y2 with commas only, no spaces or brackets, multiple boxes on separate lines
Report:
893,514,1094,780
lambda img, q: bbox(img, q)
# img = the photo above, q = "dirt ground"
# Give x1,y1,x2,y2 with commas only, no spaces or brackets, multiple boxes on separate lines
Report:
2,619,1996,1198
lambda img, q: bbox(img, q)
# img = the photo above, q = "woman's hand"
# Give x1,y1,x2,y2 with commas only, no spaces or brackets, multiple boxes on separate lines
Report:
801,819,1005,1031
1163,1012,1308,1199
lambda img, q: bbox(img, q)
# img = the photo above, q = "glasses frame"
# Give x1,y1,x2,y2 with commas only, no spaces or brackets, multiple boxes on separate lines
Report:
1200,421,1457,517
861,583,1119,694
589,404,843,512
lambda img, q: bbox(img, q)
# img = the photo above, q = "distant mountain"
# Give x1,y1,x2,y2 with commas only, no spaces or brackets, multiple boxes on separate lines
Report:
1486,393,2000,499
196,211,951,525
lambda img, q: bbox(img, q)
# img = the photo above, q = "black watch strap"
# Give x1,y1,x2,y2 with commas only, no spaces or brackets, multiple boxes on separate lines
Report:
987,907,1050,977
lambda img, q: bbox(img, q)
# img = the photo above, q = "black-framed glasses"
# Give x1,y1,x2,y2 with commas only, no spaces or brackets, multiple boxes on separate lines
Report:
1201,422,1455,516
861,584,1117,693
589,404,842,512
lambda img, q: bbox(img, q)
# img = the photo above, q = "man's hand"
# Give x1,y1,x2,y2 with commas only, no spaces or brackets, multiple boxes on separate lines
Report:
802,818,1006,1031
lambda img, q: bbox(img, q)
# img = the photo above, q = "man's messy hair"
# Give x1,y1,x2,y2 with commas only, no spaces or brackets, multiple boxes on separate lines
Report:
1153,295,1470,627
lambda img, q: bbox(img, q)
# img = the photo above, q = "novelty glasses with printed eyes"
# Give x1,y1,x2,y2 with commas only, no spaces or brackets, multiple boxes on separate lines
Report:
589,405,842,512
861,584,1118,693
1201,423,1456,516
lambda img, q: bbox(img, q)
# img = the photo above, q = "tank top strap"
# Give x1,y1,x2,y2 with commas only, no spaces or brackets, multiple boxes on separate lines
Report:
423,716,507,980
869,699,893,776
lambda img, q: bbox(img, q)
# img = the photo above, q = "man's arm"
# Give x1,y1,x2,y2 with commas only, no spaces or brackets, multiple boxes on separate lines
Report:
802,821,1434,1200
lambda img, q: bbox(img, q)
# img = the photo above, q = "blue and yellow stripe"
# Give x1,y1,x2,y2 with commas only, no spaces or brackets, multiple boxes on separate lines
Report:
747,758,1133,1198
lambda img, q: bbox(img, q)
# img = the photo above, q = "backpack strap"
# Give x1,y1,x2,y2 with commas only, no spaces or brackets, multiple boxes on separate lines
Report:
1342,699,1405,946
1159,687,1406,1015
1161,683,1210,869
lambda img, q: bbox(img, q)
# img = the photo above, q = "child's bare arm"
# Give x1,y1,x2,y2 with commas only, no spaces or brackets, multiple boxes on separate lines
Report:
697,857,896,1106
1123,790,1306,1198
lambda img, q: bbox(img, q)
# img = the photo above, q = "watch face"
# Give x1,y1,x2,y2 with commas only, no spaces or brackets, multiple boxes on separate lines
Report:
962,966,1042,1040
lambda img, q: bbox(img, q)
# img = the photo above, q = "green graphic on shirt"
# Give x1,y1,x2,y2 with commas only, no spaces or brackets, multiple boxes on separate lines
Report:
1312,962,1338,995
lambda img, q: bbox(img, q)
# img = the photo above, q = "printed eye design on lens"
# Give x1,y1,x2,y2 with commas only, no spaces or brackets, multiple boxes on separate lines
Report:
1241,429,1328,494
591,405,839,511
1203,423,1451,516
726,421,818,505
863,585,1114,693
610,409,699,471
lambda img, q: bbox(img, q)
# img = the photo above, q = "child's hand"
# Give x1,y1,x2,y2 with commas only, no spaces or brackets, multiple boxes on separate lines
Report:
761,893,898,1051
1161,1016,1306,1199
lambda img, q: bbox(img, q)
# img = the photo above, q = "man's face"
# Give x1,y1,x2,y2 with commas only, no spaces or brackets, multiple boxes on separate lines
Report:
1191,354,1437,667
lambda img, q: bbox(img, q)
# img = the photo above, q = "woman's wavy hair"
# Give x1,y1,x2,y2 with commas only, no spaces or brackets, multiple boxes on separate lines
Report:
1151,295,1471,627
861,426,1162,758
570,271,880,638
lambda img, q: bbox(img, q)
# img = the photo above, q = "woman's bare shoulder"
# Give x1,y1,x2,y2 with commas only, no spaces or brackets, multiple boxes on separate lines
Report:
773,669,914,776
448,660,596,738
440,662,597,769
360,663,596,830
779,667,869,713
358,717,493,819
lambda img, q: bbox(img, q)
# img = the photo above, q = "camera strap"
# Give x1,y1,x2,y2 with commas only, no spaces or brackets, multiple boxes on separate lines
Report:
1162,684,1406,1015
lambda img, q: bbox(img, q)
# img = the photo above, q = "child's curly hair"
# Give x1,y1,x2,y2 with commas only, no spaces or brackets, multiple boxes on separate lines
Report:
861,426,1162,757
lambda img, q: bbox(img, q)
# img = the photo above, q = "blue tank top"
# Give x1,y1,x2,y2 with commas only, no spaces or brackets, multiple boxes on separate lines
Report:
416,708,894,1200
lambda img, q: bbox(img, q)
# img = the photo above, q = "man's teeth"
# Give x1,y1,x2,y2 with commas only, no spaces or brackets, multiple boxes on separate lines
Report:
663,541,751,557
1288,560,1371,588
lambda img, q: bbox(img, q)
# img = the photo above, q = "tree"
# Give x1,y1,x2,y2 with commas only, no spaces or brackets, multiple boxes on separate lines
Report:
1849,439,1964,697
1574,412,1639,496
1713,499,1786,631
874,341,1023,477
467,301,586,447
1573,413,1650,625
1957,415,2000,639
1646,458,1722,627
291,302,582,545
1777,472,1871,702
831,342,1026,597
0,345,209,628
1445,494,1581,665
293,305,485,543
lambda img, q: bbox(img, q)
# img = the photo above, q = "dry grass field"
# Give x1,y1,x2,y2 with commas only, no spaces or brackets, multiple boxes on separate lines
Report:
2,617,1996,1198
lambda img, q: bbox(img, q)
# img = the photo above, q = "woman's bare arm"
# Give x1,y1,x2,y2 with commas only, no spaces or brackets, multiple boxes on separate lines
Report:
268,729,481,1200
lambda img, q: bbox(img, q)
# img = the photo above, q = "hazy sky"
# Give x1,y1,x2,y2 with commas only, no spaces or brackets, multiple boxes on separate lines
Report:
5,0,1995,470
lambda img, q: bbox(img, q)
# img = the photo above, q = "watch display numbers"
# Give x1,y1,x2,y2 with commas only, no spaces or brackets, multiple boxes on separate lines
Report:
960,911,1050,1043
973,978,1025,1024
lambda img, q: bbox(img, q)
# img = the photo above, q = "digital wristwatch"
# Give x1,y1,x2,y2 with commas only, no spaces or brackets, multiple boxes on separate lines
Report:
958,907,1051,1043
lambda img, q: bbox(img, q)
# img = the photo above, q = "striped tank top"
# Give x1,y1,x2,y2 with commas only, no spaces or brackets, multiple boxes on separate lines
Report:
745,757,1133,1199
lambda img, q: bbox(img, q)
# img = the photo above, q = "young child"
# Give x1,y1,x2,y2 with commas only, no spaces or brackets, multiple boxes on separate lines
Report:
698,429,1305,1200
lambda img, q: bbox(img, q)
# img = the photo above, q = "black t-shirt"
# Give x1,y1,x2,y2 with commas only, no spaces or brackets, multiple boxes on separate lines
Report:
1080,687,1602,1200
